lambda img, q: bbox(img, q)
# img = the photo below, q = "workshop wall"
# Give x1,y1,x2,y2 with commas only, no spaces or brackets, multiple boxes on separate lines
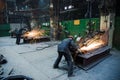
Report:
61,18,100,38
0,24,10,37
41,22,50,36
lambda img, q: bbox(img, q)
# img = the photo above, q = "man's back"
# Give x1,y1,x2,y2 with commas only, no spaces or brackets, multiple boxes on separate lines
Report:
58,38,72,52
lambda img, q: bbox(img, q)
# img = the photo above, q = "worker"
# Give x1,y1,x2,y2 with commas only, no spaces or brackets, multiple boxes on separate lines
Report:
53,36,79,77
16,28,27,45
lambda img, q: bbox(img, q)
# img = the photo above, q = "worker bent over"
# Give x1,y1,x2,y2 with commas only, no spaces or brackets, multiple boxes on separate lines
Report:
53,36,79,77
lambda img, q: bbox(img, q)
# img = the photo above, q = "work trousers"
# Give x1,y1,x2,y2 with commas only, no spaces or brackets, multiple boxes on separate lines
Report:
16,34,21,45
54,51,73,76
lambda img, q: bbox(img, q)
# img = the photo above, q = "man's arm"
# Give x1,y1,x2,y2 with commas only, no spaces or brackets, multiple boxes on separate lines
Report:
70,40,78,51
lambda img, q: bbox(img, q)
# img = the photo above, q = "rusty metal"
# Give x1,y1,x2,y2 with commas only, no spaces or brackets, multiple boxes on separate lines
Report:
23,36,50,43
22,29,50,43
74,31,110,70
75,46,110,70
78,31,108,54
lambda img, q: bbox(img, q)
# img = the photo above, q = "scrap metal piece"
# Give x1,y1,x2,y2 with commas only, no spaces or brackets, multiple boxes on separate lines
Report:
0,55,7,64
3,75,33,80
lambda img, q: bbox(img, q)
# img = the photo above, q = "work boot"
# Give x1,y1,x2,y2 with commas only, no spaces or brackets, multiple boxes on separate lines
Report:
53,66,59,69
68,74,75,77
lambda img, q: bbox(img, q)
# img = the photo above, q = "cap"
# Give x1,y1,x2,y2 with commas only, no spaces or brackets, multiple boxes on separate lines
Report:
76,37,81,42
68,35,73,39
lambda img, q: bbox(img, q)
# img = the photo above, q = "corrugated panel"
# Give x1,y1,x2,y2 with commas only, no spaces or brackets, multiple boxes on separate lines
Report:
0,30,10,37
0,24,10,30
0,24,10,37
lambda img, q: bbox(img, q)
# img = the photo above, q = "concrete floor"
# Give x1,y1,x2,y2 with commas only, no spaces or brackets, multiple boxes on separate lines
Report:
0,37,120,80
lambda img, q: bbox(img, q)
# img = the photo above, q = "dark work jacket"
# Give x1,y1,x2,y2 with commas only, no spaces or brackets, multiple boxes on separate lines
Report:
58,38,77,53
16,28,26,35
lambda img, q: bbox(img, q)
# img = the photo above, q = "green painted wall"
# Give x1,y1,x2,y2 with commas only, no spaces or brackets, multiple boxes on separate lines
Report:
0,24,10,37
61,18,100,38
41,23,50,36
113,17,120,50
41,26,50,36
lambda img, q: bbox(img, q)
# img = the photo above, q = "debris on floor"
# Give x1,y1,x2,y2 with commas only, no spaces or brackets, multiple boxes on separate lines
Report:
0,37,120,80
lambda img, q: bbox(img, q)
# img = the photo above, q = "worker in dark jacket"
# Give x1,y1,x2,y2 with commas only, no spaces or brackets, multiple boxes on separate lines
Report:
16,28,26,45
53,36,78,77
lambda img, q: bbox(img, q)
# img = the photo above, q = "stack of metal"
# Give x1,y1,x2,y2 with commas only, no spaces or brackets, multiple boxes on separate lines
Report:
0,54,7,79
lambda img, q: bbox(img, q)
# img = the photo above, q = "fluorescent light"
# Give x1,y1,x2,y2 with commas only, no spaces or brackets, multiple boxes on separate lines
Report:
68,5,74,9
64,6,67,10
